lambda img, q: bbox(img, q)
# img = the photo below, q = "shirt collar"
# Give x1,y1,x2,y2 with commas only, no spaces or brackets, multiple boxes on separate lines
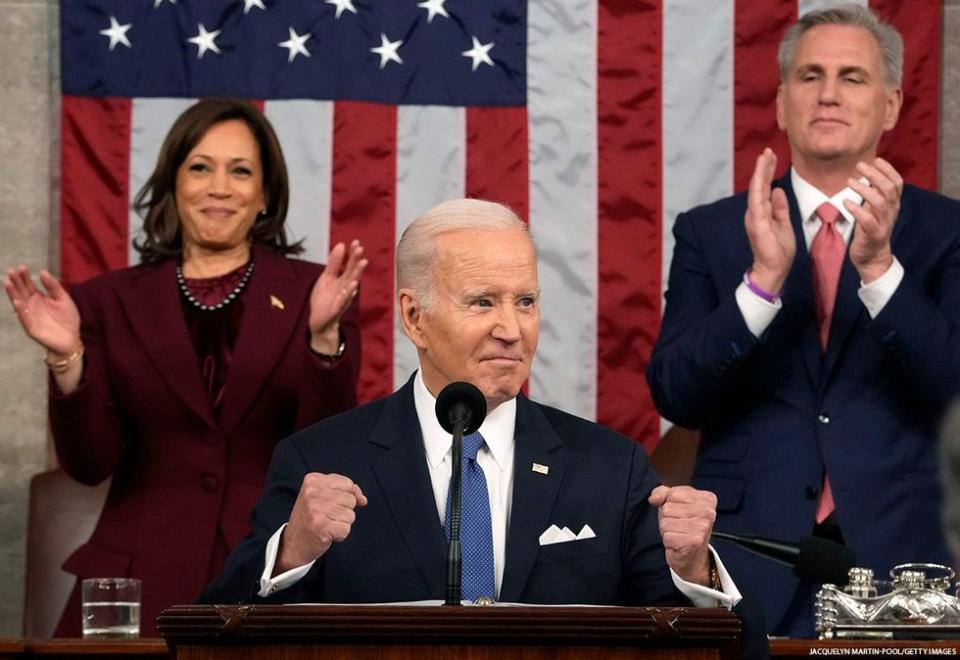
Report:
790,167,864,226
414,370,516,472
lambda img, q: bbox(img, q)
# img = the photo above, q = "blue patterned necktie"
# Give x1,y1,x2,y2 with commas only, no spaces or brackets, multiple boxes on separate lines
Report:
444,431,496,601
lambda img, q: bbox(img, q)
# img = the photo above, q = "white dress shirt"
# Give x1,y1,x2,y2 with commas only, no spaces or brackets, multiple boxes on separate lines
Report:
257,371,741,608
737,167,905,337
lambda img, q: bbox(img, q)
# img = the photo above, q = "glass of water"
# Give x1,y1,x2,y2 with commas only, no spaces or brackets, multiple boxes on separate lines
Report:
81,577,141,638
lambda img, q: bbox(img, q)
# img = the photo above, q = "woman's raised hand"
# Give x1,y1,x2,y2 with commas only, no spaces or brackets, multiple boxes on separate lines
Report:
4,266,82,357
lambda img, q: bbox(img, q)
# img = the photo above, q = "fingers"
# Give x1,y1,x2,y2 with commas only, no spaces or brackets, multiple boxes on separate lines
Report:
326,242,347,276
746,148,776,221
650,485,717,538
38,270,68,300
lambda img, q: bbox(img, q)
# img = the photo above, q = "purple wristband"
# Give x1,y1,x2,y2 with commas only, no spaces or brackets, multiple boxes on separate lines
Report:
743,270,781,303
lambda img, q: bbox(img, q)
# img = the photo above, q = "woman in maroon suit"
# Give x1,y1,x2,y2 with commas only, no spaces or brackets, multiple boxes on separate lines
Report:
4,99,366,635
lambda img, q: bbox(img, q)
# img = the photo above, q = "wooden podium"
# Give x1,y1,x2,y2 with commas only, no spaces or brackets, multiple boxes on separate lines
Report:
157,604,742,659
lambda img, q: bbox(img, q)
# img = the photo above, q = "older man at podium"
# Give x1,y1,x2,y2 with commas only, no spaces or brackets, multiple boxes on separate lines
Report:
200,199,767,658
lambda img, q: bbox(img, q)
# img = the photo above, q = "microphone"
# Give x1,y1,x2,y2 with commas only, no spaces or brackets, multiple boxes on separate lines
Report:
435,382,487,606
712,531,856,586
435,381,487,436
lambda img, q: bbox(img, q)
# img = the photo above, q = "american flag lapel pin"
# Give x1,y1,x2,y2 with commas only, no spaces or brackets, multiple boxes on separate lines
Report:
270,295,285,310
532,463,549,475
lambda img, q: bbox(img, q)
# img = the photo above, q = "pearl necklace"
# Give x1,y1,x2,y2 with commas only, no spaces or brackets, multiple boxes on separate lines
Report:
176,260,255,311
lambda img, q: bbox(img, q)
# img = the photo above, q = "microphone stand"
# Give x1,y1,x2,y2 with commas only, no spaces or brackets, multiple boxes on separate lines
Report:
444,419,464,606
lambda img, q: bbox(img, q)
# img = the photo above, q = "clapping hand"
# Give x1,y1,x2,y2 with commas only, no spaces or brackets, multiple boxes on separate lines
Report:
744,148,796,295
308,240,368,355
4,265,81,357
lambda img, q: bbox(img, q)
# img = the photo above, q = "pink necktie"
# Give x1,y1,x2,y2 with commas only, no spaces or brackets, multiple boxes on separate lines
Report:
810,202,845,523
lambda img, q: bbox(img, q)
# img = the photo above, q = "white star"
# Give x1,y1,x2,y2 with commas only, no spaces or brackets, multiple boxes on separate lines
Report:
326,0,357,19
417,0,449,23
370,33,403,69
153,0,176,7
99,16,132,51
462,36,494,72
187,24,222,59
242,0,266,14
278,27,311,63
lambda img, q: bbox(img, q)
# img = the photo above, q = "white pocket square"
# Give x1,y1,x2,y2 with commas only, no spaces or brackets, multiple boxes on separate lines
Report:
539,523,596,546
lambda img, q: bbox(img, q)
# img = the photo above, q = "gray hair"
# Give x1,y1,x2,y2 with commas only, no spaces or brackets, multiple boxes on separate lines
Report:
396,198,533,308
941,401,960,558
778,3,903,88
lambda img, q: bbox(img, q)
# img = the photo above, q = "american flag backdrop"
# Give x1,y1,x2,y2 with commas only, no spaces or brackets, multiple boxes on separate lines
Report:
59,0,942,450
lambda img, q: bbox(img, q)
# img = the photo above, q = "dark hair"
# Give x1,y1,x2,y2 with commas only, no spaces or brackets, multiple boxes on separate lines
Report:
133,98,302,264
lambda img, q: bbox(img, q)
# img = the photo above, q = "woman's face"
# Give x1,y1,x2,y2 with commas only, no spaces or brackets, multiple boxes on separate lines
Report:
175,119,266,255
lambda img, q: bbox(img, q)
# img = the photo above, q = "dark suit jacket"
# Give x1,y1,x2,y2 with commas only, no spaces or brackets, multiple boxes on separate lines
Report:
49,245,360,636
647,174,960,635
201,379,769,658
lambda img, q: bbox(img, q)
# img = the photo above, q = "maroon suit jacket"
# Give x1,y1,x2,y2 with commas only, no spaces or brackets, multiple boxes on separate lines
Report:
48,245,360,636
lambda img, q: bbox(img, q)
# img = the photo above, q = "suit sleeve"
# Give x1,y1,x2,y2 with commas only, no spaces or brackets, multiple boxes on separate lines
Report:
198,435,326,604
645,212,759,428
863,245,960,410
293,279,361,430
620,443,690,606
48,282,127,485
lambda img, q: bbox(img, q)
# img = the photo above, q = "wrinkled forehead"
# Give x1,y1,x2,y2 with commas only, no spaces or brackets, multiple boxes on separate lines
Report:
432,228,539,289
790,24,884,74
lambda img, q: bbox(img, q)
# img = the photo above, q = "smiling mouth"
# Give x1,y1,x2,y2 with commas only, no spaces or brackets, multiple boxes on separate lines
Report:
201,208,236,218
482,356,523,366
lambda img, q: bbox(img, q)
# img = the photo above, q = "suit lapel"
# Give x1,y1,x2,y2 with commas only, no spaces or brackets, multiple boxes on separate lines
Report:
371,380,449,597
219,246,313,435
115,260,217,429
499,396,565,602
777,176,822,386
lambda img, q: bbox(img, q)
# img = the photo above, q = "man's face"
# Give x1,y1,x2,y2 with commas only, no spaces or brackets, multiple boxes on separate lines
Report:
776,24,901,170
400,227,540,411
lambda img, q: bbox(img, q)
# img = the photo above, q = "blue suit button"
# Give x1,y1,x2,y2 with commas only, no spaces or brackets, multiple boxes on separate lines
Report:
805,486,819,499
818,413,830,424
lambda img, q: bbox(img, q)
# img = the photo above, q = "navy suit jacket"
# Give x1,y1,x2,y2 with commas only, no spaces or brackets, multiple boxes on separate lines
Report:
201,378,768,657
647,174,960,635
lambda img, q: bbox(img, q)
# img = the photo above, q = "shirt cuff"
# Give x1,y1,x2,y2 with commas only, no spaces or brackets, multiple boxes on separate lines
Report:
257,523,317,597
735,281,781,339
670,546,743,610
858,257,904,318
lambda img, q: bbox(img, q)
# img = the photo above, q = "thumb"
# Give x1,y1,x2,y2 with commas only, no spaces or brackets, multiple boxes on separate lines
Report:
771,187,791,226
648,485,671,507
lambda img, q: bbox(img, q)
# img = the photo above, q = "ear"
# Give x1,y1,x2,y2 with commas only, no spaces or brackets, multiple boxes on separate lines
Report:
775,84,787,131
397,288,428,350
883,86,903,131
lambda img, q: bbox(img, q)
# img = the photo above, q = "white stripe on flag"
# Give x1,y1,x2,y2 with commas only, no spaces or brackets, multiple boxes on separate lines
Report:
526,0,599,421
660,0,735,435
393,105,466,391
265,100,333,264
799,0,868,17
128,98,196,266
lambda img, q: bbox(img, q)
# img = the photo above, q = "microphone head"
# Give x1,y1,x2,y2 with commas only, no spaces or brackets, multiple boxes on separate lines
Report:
796,536,857,585
435,382,487,435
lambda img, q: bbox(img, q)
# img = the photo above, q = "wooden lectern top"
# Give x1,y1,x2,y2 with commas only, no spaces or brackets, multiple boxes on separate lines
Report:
158,604,741,660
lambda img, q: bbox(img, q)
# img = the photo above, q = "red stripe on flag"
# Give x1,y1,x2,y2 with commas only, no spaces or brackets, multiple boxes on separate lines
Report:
466,107,529,223
733,0,795,190
60,96,131,285
597,0,662,450
870,0,939,189
330,101,397,403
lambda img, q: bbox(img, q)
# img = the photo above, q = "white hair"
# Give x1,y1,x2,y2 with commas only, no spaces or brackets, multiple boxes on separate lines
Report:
778,3,903,88
396,198,534,309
